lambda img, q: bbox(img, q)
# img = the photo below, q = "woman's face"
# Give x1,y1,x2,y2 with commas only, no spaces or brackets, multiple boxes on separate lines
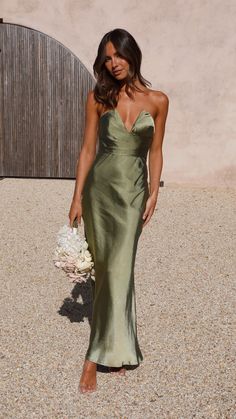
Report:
104,41,129,80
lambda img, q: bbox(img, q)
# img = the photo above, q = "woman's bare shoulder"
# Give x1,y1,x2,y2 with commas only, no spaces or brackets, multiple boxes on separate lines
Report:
147,88,169,118
147,88,169,103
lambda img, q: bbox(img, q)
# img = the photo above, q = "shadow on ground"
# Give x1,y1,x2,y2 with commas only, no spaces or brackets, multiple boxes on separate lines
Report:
58,277,94,325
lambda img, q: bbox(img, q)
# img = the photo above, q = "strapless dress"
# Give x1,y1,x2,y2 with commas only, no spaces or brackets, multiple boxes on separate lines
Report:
81,108,155,367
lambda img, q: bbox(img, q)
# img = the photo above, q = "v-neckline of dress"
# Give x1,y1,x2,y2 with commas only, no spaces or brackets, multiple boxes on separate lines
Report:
114,108,146,134
100,108,153,134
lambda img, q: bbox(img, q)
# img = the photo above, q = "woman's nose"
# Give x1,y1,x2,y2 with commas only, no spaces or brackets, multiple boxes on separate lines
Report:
112,56,118,67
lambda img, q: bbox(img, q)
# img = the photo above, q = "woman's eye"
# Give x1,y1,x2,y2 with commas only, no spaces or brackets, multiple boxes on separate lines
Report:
104,53,123,63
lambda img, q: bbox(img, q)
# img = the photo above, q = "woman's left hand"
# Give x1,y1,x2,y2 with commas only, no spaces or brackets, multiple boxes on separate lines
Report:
142,195,157,227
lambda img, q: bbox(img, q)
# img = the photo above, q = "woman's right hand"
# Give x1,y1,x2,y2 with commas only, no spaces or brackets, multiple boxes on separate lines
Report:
68,197,83,227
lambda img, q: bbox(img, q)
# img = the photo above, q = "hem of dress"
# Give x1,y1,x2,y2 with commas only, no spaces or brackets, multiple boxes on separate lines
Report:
85,354,144,369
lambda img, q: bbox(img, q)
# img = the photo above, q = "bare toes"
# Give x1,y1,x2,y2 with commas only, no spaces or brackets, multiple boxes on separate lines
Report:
79,384,96,393
109,367,126,375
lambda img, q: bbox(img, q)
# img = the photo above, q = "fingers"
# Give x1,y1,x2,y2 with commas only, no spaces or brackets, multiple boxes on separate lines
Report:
68,212,72,227
69,218,73,228
142,207,155,227
142,216,151,227
142,204,150,223
142,201,151,221
142,211,147,220
68,215,81,227
142,217,150,227
68,202,82,227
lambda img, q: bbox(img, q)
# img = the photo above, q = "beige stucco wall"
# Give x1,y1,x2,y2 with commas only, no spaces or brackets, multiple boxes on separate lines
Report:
1,0,236,188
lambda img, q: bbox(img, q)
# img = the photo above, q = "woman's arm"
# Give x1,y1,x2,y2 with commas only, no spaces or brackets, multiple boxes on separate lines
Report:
142,92,169,227
68,90,99,226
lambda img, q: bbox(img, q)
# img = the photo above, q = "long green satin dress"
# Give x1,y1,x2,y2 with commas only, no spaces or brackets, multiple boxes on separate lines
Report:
81,108,155,368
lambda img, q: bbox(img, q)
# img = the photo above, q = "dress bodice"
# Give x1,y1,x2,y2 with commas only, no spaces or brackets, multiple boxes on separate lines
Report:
97,109,155,158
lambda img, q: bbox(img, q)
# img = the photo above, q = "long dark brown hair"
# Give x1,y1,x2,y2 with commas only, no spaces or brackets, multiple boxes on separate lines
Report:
93,28,151,109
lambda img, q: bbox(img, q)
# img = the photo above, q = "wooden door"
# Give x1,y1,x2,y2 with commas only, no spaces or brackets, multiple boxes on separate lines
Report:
0,23,95,178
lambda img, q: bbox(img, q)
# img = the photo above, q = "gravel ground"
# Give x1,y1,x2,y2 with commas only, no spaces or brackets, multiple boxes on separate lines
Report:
0,178,235,419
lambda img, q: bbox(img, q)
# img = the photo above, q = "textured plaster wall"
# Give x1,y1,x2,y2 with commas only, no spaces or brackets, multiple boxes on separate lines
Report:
1,0,236,187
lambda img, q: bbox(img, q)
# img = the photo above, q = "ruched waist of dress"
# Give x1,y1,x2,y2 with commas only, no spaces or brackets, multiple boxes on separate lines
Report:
97,145,148,158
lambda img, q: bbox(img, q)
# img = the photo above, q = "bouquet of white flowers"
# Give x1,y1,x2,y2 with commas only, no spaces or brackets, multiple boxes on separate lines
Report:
53,218,95,283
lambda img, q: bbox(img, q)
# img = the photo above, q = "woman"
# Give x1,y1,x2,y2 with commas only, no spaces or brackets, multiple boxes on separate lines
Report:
69,28,169,393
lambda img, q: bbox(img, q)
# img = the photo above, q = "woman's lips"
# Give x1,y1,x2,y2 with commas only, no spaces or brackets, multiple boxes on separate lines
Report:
113,69,122,75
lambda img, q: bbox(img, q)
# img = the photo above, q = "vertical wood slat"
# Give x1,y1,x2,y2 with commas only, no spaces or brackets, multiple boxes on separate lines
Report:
0,30,3,173
0,23,95,178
